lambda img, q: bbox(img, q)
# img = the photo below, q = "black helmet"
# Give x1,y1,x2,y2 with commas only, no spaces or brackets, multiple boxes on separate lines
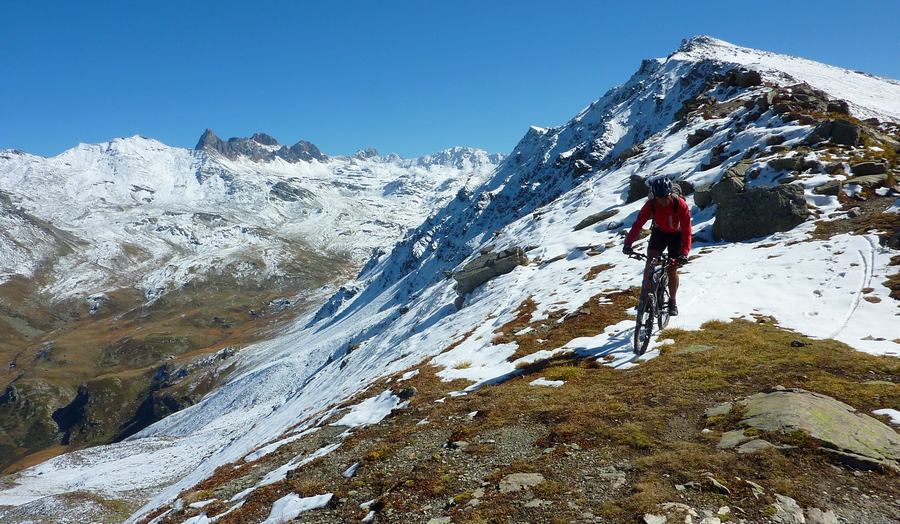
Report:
650,177,673,197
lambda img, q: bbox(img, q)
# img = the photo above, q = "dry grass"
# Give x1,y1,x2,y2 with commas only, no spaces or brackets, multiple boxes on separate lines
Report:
583,263,614,281
493,288,639,360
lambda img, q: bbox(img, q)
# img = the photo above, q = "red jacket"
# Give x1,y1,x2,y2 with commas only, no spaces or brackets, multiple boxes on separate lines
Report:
624,197,692,256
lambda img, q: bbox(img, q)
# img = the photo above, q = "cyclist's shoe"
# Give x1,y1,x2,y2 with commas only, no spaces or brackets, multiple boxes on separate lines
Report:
668,302,679,316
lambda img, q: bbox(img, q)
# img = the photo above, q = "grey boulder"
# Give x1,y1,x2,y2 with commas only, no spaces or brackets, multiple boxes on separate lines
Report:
712,184,808,241
453,248,528,297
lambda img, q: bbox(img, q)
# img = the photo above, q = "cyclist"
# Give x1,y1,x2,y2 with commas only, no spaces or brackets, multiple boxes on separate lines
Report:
622,178,692,316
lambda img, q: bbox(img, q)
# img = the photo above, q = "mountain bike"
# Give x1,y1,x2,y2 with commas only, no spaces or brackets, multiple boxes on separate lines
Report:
629,252,675,355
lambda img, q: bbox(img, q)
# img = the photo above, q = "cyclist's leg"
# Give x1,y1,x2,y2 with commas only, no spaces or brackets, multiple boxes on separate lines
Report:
645,231,664,292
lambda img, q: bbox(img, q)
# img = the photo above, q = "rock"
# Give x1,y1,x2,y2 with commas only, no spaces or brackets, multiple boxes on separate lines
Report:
499,472,545,493
727,68,762,88
850,162,887,176
703,474,731,495
709,172,745,205
687,128,714,147
767,134,787,146
805,508,838,524
524,498,550,508
573,209,619,231
699,518,721,524
812,180,841,196
643,514,667,524
705,402,733,418
397,387,417,400
627,175,649,203
427,518,452,524
768,156,805,171
718,430,754,449
693,185,713,209
597,466,627,489
736,438,778,454
453,247,528,296
573,159,592,175
847,207,862,218
827,100,850,114
676,180,695,196
745,479,765,499
808,119,861,146
846,173,888,188
824,162,845,175
737,388,900,471
712,184,809,241
771,494,805,524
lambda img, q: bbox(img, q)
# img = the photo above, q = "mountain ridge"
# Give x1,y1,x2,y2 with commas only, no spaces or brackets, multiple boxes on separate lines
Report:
0,36,897,524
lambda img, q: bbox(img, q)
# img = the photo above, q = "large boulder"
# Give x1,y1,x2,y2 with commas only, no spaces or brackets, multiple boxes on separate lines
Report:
693,185,712,209
626,175,649,203
712,184,808,241
807,119,861,146
453,248,528,297
713,388,900,472
709,173,745,205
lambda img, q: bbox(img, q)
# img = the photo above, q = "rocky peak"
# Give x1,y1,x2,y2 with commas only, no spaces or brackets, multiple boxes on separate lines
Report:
194,129,326,163
251,133,279,146
353,147,380,160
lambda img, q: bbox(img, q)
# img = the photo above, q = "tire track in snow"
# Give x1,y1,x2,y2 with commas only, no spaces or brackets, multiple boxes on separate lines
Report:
828,237,875,339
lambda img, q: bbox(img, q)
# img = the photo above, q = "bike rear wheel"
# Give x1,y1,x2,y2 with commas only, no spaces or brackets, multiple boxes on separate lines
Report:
634,292,655,355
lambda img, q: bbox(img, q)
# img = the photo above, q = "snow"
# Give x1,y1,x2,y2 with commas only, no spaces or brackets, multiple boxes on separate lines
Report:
0,138,502,303
530,378,565,387
260,493,333,524
245,428,320,462
873,409,900,426
1,37,898,524
332,391,408,427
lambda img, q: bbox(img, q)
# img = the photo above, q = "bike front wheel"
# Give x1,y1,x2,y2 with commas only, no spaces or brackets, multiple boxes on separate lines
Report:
634,293,655,355
656,274,670,329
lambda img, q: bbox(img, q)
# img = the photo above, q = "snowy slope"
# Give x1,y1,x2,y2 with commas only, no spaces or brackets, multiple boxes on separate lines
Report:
0,36,898,523
0,137,501,302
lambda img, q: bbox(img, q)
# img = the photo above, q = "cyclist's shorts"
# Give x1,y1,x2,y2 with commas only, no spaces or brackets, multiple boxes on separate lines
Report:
648,229,683,255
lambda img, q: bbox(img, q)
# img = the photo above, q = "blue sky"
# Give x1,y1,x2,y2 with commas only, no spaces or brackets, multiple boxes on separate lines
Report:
3,1,898,158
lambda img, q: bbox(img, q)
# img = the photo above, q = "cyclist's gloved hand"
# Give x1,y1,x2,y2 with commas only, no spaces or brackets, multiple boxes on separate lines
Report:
676,255,688,266
623,244,634,255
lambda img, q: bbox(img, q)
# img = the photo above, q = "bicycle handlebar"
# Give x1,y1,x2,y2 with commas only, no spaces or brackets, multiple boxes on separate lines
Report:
628,252,680,267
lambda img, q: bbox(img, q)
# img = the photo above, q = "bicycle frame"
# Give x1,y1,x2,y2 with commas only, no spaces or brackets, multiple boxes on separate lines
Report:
629,252,675,353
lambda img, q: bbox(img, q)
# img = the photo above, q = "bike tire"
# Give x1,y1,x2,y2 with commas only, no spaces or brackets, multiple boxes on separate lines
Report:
634,293,655,355
656,273,670,329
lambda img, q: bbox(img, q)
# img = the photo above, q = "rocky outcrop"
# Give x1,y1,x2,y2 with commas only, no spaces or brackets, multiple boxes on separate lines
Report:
725,68,762,88
269,181,315,202
710,388,900,472
807,119,861,146
686,128,714,147
453,248,528,299
712,184,808,241
195,129,327,163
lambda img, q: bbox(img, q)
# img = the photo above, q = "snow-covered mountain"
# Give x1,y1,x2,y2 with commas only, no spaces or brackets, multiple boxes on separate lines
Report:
1,36,898,523
0,133,502,303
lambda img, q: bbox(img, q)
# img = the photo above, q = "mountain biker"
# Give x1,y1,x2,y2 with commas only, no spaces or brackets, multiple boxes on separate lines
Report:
622,178,692,316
